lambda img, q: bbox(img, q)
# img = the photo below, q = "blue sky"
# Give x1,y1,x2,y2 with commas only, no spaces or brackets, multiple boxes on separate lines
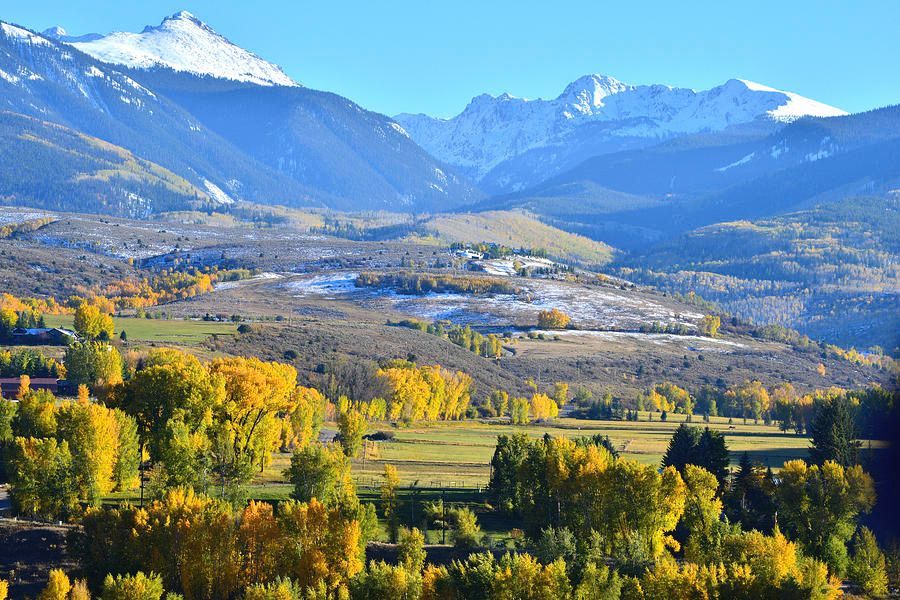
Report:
7,1,899,117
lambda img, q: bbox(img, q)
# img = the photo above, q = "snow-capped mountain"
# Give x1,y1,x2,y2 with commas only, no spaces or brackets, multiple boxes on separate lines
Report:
0,17,479,214
53,11,298,87
395,74,846,191
0,19,313,214
41,26,102,43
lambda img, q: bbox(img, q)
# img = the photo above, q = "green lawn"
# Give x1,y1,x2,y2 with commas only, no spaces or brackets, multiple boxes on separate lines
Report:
44,314,237,344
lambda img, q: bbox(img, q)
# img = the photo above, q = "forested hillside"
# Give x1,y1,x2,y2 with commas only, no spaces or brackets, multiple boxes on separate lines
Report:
0,112,209,216
620,195,900,350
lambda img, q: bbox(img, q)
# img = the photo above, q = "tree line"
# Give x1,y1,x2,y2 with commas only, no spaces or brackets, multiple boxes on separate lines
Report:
355,272,518,296
4,418,890,599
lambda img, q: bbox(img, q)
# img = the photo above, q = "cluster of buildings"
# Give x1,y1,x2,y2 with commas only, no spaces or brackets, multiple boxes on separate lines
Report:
1,327,79,398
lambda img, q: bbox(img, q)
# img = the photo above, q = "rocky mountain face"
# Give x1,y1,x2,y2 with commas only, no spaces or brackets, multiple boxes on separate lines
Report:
396,74,846,192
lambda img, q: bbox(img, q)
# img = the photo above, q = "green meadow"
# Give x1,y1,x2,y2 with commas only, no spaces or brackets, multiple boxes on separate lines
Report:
44,314,237,344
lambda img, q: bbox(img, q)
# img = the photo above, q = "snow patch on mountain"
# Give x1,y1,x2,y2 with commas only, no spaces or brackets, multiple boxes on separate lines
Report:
203,179,234,204
66,11,298,87
396,74,847,180
736,79,845,121
715,152,756,172
1,22,52,47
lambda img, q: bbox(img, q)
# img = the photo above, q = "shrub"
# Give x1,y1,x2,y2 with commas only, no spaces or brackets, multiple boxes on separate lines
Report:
453,507,483,548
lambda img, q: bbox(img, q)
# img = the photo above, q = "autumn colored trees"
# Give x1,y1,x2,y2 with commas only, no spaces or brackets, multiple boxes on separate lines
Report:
114,349,315,500
76,488,363,599
699,314,720,337
377,361,473,423
775,459,876,576
2,389,139,519
484,424,883,598
64,342,124,389
73,303,115,341
490,434,686,558
537,308,571,329
1,333,892,599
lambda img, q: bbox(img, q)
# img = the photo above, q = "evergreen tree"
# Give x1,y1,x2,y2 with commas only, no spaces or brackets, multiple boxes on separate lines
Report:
848,527,889,598
697,427,730,485
488,433,530,513
661,424,702,473
809,394,860,466
724,453,777,533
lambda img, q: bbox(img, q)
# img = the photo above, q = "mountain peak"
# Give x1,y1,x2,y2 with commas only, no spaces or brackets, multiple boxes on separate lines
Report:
716,78,846,121
169,10,198,21
42,25,66,37
67,12,298,87
559,74,632,114
562,74,629,97
396,73,849,183
151,10,211,33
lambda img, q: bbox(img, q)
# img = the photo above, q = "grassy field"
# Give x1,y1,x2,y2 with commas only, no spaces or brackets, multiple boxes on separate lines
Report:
254,414,818,543
44,314,237,344
347,414,812,484
103,414,845,544
420,210,615,266
249,413,814,499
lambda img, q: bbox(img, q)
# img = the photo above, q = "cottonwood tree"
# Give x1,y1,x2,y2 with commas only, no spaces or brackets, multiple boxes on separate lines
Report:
775,459,876,576
73,302,115,341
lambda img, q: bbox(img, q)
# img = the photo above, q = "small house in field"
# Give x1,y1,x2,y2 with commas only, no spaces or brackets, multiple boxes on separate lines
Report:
0,377,69,397
9,327,77,346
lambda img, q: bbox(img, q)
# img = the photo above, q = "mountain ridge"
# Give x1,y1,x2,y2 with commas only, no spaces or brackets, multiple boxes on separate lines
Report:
0,16,480,214
395,74,846,192
48,11,299,88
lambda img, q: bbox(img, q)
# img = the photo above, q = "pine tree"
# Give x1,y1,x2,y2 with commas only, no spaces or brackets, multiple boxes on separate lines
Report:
661,424,702,473
809,394,860,466
697,427,730,485
848,527,889,597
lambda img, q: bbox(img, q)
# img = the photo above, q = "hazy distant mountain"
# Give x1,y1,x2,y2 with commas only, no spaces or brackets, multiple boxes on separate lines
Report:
493,105,900,248
396,74,846,193
41,26,102,43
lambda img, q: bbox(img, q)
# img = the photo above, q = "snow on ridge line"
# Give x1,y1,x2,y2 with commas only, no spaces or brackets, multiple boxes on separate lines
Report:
1,22,52,46
67,11,298,87
395,74,848,178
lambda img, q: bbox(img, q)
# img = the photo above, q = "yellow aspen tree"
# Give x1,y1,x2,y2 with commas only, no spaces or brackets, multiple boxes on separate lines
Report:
37,569,71,600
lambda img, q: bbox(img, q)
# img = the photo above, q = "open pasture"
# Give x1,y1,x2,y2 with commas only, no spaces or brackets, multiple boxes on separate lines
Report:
44,314,237,344
251,414,816,502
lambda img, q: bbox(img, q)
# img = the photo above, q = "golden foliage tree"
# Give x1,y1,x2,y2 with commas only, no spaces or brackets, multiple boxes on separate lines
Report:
700,315,720,337
37,569,71,600
381,464,401,542
278,498,363,592
56,399,122,503
529,393,559,421
537,308,571,329
73,302,114,340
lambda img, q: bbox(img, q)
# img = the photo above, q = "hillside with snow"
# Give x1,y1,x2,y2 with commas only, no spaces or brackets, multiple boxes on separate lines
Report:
57,11,298,87
396,74,846,191
0,15,479,214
